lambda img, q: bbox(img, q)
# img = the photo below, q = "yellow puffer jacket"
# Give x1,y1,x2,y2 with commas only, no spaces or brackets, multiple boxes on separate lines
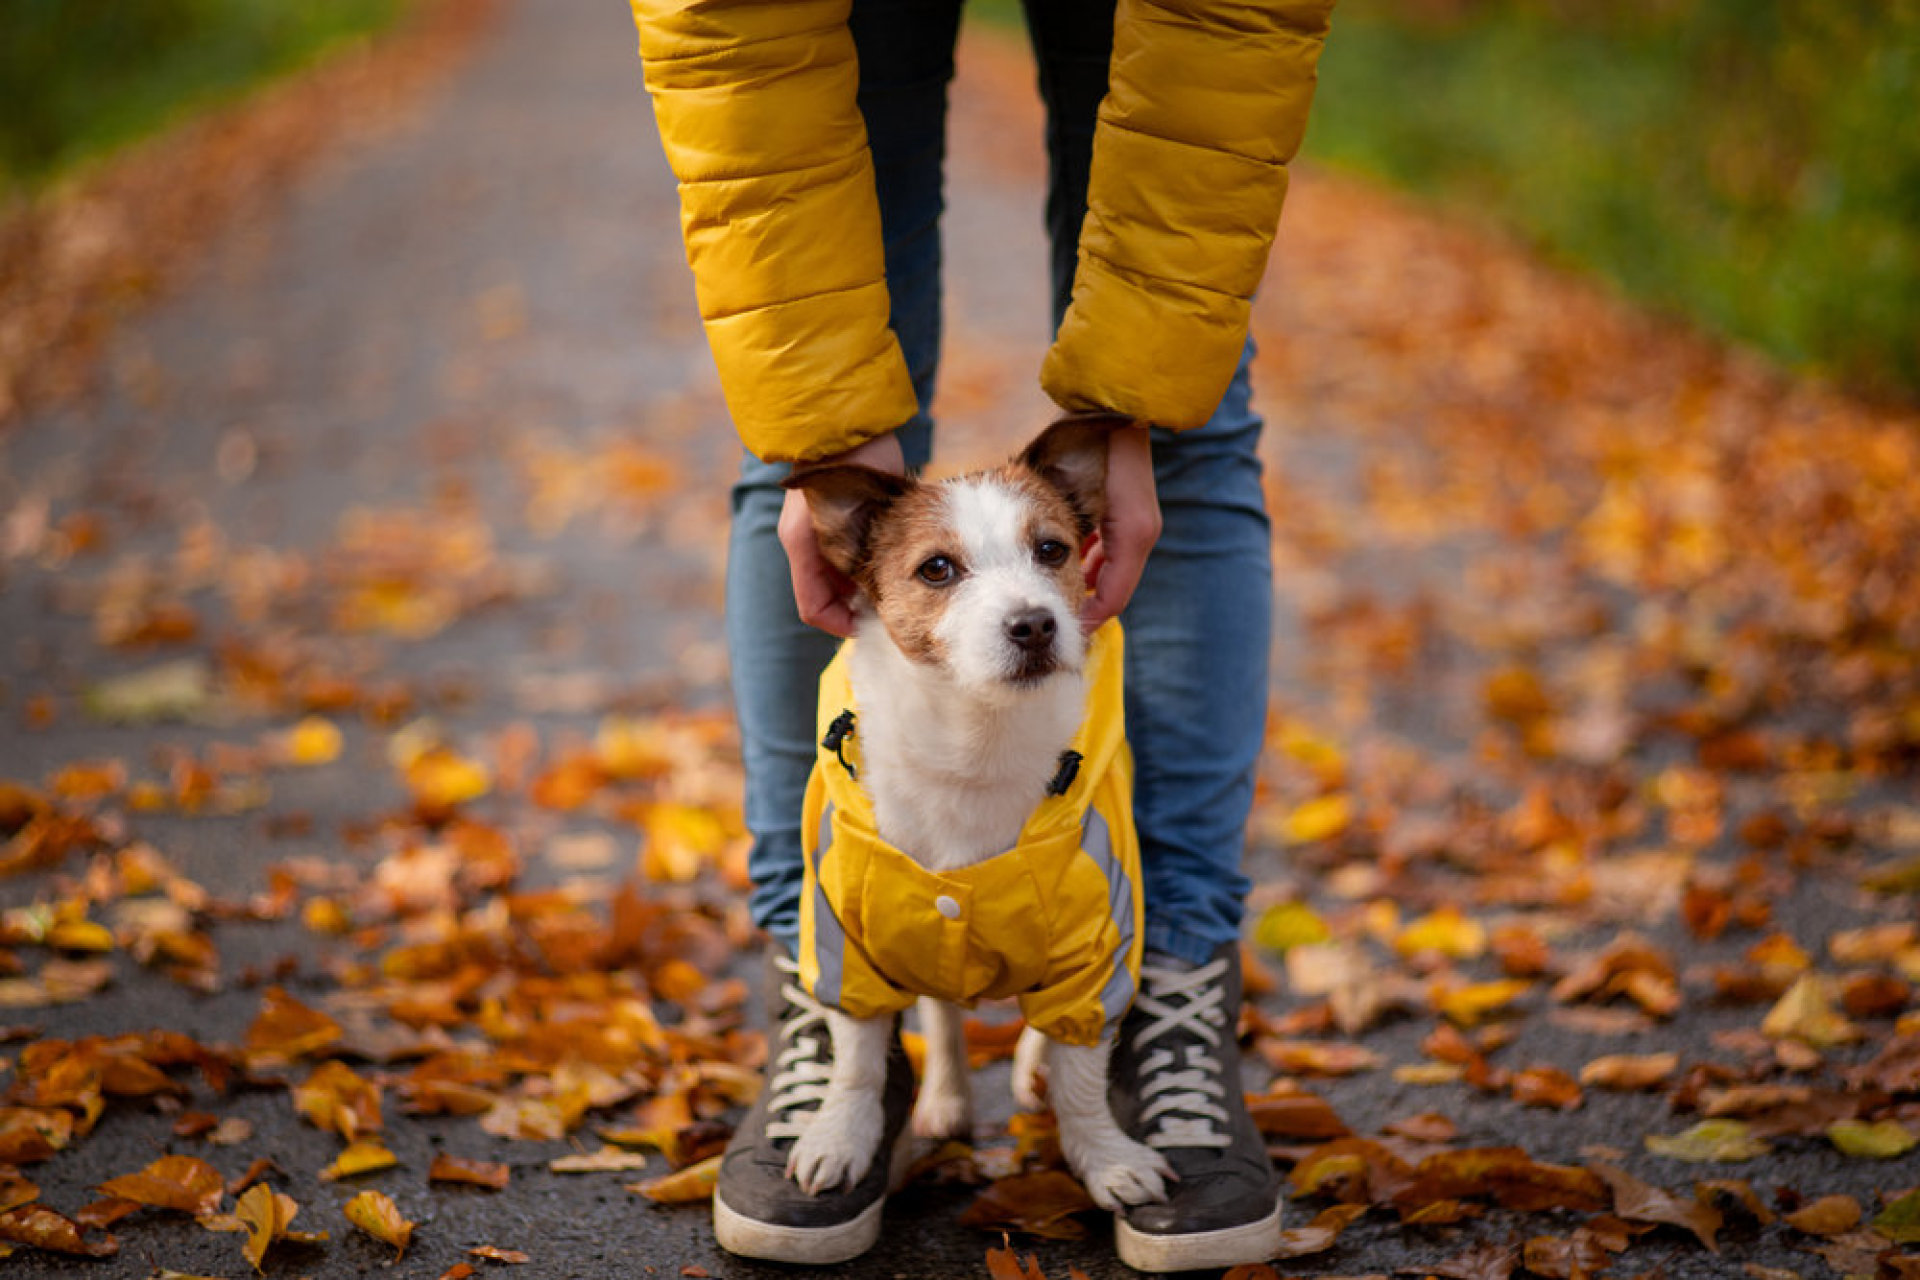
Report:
631,0,1335,463
798,622,1140,1048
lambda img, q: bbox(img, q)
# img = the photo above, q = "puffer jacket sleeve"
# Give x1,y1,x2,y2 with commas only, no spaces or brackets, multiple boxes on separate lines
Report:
1041,0,1336,429
631,1,919,463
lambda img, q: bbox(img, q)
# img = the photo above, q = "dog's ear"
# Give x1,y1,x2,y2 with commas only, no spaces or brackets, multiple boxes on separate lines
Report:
782,464,914,578
1018,414,1128,538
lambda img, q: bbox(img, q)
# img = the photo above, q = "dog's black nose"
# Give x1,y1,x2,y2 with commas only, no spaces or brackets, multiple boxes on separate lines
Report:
1005,608,1057,653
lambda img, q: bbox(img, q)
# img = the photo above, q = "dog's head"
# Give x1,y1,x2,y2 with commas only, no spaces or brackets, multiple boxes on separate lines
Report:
785,415,1121,693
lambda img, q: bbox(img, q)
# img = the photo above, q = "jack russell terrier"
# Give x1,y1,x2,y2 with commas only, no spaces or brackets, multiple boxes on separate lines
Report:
770,416,1171,1228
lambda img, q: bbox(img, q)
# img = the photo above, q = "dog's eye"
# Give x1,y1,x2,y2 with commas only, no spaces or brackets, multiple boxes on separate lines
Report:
1035,539,1071,567
916,555,957,586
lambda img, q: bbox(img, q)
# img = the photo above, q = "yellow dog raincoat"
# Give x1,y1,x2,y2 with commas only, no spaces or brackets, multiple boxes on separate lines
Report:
798,622,1141,1048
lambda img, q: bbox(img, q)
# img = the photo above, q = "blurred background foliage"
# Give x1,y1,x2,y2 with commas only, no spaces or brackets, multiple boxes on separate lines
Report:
3,0,1913,402
1306,0,1920,400
0,0,403,197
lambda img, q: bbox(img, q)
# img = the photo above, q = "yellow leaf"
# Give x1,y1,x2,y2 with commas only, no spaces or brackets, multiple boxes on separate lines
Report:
344,1189,413,1258
1252,901,1331,954
1281,794,1353,845
286,717,342,766
1826,1119,1917,1159
46,919,114,953
627,1153,721,1204
1760,974,1862,1048
404,748,491,812
235,1184,311,1273
321,1140,399,1181
1431,978,1532,1026
1645,1120,1770,1163
1395,906,1487,960
642,804,727,883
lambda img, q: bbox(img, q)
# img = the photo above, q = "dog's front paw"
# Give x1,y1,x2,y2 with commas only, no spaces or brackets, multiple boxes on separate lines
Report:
786,1108,881,1194
1011,1025,1049,1110
910,1084,972,1140
1072,1136,1173,1212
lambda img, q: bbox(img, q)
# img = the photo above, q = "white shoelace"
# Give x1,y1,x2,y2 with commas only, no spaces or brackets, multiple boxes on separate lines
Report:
764,958,833,1142
1130,956,1233,1150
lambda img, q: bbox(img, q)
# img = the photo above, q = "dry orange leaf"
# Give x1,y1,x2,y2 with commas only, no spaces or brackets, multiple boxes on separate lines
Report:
469,1244,532,1262
628,1153,720,1204
958,1170,1097,1241
1784,1194,1862,1236
292,1060,382,1141
429,1154,510,1189
234,1184,324,1272
0,1203,119,1257
95,1154,224,1216
244,986,341,1065
1579,1052,1678,1091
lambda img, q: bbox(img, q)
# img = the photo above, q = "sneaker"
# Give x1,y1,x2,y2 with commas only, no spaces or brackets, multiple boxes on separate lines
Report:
1109,941,1285,1272
711,949,915,1264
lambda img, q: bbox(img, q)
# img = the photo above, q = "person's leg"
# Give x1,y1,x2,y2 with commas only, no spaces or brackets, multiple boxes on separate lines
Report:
1026,4,1281,1269
712,1,959,1263
728,0,958,952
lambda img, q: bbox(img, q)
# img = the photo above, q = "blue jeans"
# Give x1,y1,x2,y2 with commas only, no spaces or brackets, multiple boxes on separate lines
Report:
725,0,1270,968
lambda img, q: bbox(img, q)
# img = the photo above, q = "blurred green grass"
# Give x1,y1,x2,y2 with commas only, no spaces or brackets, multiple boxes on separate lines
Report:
0,0,405,197
1304,0,1919,399
970,0,1917,400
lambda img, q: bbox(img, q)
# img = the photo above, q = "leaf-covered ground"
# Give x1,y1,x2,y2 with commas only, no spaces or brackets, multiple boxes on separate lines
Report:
1,3,1916,1278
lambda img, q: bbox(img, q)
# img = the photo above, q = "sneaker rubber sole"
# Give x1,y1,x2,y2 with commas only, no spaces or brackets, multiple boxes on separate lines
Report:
710,1123,917,1264
1114,1194,1286,1273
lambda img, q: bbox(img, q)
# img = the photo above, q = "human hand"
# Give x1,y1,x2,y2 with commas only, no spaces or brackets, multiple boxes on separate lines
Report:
1080,424,1160,631
778,432,907,638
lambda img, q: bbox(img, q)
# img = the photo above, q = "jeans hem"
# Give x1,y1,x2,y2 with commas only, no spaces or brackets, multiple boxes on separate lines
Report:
1143,923,1235,970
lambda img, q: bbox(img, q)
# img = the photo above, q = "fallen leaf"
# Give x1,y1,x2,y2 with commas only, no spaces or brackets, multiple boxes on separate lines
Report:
1273,1203,1366,1257
344,1189,413,1258
1761,974,1862,1047
1580,1052,1679,1091
1645,1119,1771,1162
244,986,341,1066
1257,1039,1382,1076
429,1154,510,1189
469,1243,532,1262
549,1146,649,1173
0,1204,118,1257
320,1139,400,1181
96,1154,225,1216
1590,1161,1721,1250
1397,906,1487,959
234,1184,321,1272
293,1059,382,1141
1281,793,1353,845
628,1153,720,1204
1873,1189,1920,1243
1252,900,1332,952
1825,1118,1916,1159
959,1170,1097,1240
1784,1194,1862,1235
986,1244,1047,1280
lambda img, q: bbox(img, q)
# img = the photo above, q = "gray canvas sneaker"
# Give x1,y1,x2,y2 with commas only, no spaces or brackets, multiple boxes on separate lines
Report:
1108,941,1285,1271
711,950,914,1264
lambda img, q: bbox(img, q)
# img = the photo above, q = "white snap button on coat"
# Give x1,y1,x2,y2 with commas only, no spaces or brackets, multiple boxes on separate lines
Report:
934,894,961,920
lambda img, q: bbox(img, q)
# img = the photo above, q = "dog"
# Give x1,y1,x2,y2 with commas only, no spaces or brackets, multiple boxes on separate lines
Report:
777,415,1172,1214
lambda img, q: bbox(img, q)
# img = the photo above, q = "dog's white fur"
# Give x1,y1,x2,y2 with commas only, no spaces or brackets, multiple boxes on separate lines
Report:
782,426,1170,1212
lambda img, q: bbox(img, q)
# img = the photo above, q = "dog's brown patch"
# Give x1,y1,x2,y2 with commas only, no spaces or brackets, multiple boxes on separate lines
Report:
860,484,957,665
